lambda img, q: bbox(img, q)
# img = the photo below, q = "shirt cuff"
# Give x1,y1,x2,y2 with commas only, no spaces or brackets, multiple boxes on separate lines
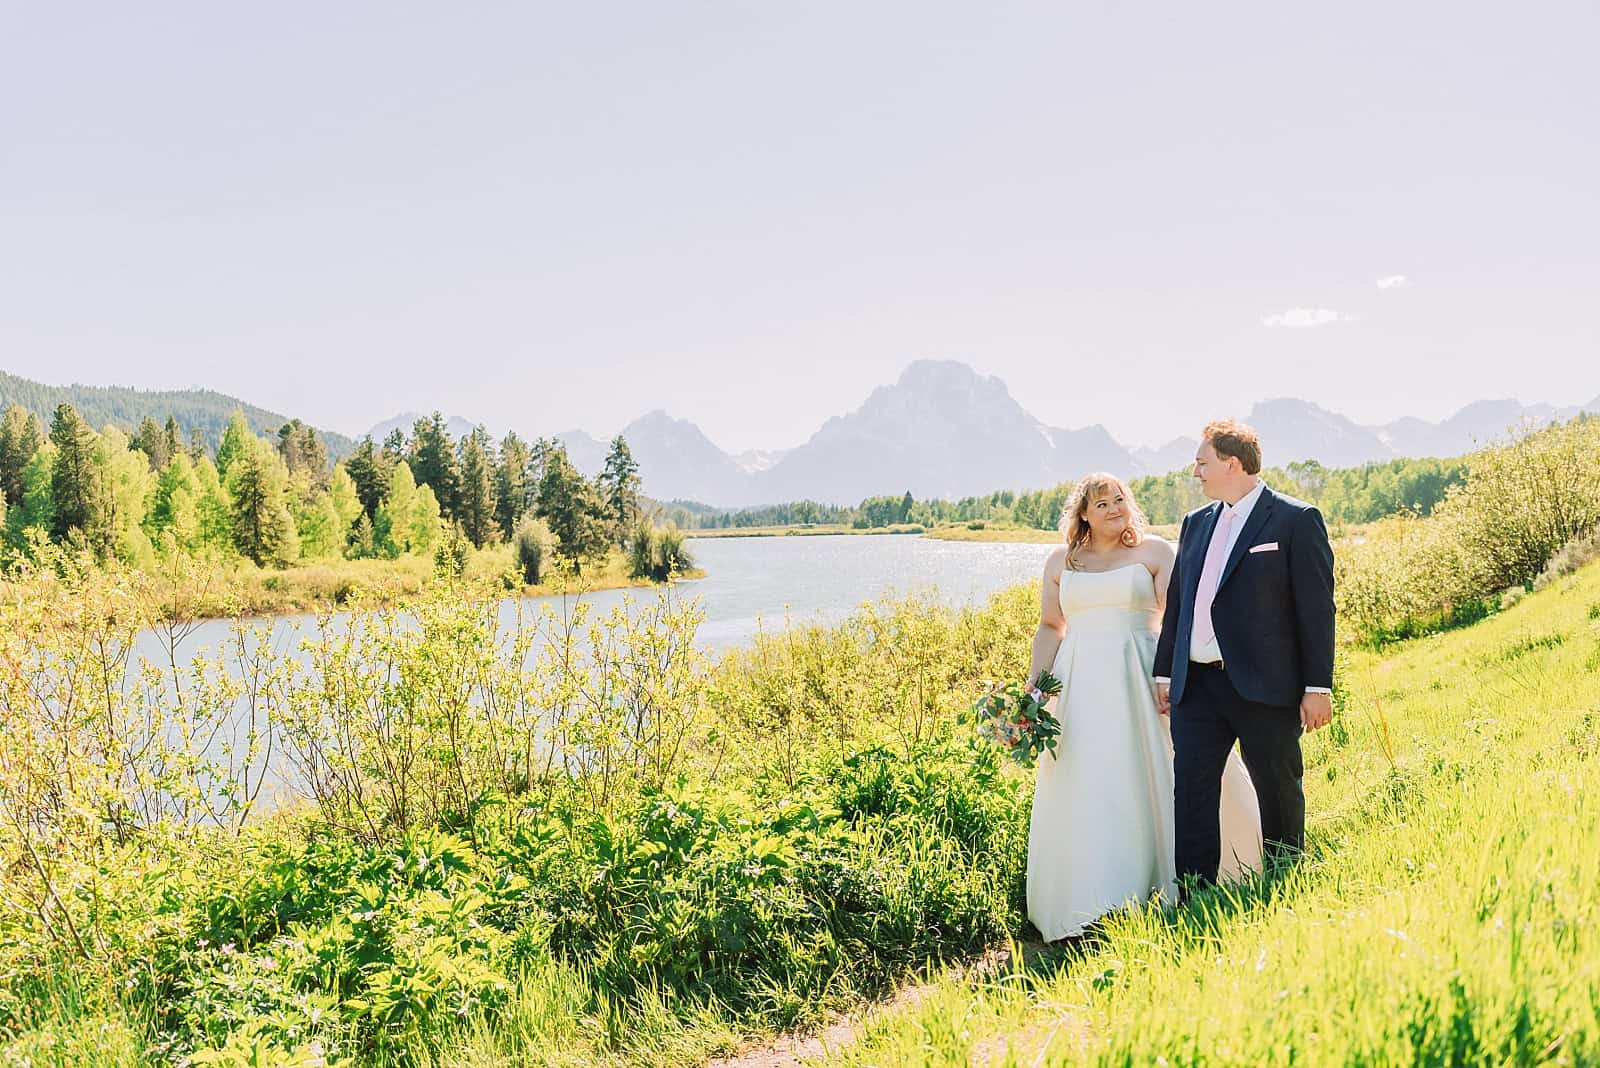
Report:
1305,686,1332,694
1154,676,1171,685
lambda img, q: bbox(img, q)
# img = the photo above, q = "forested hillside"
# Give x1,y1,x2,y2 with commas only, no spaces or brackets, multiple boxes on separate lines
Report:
0,369,355,457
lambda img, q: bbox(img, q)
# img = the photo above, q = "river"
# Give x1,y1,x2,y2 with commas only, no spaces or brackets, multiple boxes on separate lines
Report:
133,533,1053,662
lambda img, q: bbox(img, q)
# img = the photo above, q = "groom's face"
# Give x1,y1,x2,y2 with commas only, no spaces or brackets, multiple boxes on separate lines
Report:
1193,441,1236,500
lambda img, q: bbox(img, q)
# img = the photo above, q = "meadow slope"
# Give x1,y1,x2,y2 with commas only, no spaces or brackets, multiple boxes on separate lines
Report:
816,561,1600,1067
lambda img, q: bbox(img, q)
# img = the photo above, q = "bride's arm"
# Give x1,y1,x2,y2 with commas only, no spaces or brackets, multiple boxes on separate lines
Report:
1148,535,1177,614
1028,548,1068,690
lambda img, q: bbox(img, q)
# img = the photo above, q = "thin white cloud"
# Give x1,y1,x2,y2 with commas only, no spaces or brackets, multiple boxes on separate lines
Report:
1375,274,1410,290
1260,307,1345,328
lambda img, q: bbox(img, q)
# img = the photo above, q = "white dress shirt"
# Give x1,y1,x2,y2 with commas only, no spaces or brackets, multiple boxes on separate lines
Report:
1156,480,1331,695
1188,480,1265,664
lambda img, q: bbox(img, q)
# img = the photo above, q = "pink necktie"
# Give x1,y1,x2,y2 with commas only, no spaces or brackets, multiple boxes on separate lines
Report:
1192,508,1236,651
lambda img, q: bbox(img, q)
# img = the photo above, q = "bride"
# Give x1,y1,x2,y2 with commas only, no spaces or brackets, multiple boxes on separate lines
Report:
1026,473,1261,941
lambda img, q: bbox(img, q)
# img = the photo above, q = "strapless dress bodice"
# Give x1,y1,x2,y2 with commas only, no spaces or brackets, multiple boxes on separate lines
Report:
1058,563,1159,634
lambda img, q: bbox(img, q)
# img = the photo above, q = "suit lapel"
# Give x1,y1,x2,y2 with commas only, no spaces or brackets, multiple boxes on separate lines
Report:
1216,487,1275,592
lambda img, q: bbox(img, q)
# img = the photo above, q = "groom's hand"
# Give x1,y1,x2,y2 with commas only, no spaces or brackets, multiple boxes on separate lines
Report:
1300,692,1333,732
1154,682,1170,716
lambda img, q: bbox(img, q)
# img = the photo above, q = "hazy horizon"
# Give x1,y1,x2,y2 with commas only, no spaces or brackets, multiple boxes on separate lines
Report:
5,3,1597,450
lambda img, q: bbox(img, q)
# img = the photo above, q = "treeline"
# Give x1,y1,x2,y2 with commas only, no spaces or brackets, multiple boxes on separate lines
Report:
678,455,1470,533
0,403,689,581
1131,456,1469,527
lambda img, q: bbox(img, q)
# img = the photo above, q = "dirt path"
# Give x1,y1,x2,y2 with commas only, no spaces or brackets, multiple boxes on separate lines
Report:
705,943,1069,1068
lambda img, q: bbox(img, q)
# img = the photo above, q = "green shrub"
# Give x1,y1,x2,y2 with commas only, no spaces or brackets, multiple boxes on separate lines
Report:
1336,416,1600,645
512,514,551,585
1533,519,1600,590
626,519,695,581
431,523,470,578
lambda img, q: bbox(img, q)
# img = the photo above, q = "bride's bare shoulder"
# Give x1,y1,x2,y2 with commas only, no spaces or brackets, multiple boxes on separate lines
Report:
1042,545,1069,577
1140,535,1175,564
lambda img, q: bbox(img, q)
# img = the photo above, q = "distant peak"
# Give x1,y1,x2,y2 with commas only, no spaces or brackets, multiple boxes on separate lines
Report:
1250,396,1327,413
897,359,986,386
624,409,688,431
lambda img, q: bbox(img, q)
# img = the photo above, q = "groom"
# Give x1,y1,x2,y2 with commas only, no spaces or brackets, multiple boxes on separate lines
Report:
1153,419,1335,886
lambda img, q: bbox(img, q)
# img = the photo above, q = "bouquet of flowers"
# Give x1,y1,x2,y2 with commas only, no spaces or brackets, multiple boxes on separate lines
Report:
972,671,1063,767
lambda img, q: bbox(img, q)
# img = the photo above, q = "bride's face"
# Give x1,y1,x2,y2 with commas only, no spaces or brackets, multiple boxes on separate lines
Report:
1083,489,1130,541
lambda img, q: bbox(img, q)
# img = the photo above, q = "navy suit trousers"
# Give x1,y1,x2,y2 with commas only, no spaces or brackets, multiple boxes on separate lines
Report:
1171,661,1305,884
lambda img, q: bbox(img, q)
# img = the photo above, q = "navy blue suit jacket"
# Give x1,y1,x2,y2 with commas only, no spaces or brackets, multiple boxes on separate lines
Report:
1154,486,1335,708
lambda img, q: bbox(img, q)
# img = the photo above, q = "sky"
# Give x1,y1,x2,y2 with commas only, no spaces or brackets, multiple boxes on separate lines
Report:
3,2,1598,451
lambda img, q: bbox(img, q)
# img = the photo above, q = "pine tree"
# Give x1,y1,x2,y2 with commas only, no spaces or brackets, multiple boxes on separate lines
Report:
528,437,556,491
163,416,183,466
0,404,43,509
226,437,298,566
344,436,390,518
348,512,377,559
214,410,253,480
597,435,642,546
381,428,407,463
134,416,170,470
494,432,533,540
409,413,459,519
536,447,609,572
48,404,105,552
276,420,329,489
456,428,498,548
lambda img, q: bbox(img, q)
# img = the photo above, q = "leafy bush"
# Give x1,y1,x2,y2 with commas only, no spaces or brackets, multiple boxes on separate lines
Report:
511,513,551,585
626,519,695,581
1336,416,1600,645
1532,519,1600,590
431,523,470,578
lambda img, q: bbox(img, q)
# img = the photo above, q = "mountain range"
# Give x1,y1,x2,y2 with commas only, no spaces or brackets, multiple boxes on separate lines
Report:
367,361,1600,508
4,363,1593,511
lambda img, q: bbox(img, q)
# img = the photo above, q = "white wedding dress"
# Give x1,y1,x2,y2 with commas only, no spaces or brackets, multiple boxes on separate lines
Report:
1026,563,1262,941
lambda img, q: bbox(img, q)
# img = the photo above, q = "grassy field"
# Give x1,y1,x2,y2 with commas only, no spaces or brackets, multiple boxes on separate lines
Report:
812,563,1600,1066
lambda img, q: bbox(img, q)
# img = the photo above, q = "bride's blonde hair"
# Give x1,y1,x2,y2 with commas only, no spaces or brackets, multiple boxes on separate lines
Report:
1058,472,1148,569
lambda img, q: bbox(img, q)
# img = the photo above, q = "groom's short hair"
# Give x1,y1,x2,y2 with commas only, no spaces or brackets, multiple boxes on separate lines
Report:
1203,419,1262,475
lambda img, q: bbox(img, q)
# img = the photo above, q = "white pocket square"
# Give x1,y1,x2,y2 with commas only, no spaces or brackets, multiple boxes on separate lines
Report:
1248,542,1279,553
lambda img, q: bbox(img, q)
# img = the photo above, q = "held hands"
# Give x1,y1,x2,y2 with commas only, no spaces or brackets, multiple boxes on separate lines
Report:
1300,691,1334,732
1154,681,1171,717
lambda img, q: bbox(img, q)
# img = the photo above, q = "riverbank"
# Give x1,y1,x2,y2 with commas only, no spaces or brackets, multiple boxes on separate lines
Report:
922,523,1058,543
686,523,925,538
919,521,1180,543
688,522,1053,542
10,548,705,624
